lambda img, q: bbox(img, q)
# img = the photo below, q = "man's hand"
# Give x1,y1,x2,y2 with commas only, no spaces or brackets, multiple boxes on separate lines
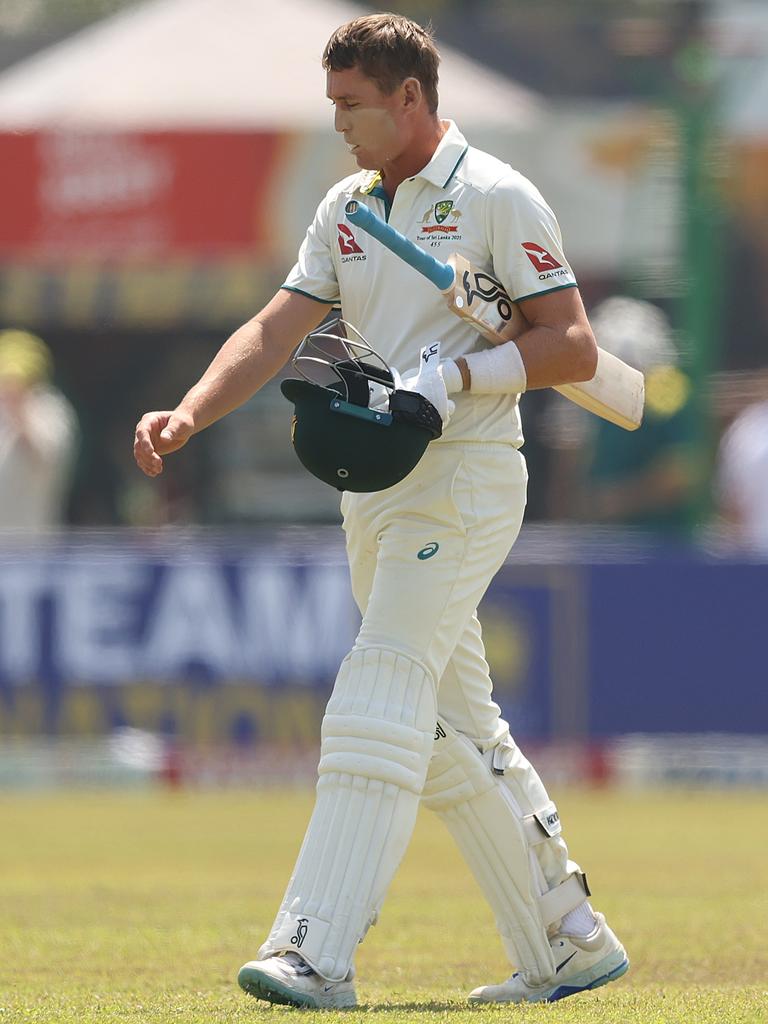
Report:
399,342,458,426
133,409,195,477
132,290,333,479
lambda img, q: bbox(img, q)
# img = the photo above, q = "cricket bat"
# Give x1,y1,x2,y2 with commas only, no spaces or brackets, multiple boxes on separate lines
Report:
345,199,644,430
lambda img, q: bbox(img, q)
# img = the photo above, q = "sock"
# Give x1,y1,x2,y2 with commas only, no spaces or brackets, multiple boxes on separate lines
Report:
560,900,598,938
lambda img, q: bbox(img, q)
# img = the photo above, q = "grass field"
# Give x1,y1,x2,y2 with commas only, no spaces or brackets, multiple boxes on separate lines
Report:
1,785,766,1023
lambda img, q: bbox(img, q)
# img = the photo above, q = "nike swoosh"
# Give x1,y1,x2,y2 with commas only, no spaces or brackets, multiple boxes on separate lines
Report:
323,985,334,992
555,951,578,973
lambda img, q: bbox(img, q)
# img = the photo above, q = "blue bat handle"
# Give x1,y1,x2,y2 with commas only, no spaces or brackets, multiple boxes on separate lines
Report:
345,200,455,292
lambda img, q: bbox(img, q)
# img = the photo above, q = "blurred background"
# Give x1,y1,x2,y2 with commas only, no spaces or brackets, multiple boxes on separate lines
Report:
0,0,765,789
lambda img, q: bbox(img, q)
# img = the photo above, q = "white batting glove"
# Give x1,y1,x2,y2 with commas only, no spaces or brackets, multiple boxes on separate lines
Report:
400,342,456,427
400,350,462,394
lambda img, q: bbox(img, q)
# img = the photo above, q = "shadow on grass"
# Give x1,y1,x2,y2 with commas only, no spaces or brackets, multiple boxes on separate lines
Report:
344,1003,496,1013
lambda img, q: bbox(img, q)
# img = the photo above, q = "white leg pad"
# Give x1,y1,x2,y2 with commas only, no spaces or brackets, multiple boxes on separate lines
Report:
421,720,589,985
259,647,436,981
488,733,580,900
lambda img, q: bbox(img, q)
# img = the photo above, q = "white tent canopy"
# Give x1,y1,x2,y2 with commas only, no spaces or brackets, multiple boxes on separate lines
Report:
0,0,541,130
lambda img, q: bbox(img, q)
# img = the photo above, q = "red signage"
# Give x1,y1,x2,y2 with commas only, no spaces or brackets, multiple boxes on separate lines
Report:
0,130,284,259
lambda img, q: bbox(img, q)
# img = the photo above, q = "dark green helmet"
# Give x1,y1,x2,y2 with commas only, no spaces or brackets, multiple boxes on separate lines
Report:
281,320,442,492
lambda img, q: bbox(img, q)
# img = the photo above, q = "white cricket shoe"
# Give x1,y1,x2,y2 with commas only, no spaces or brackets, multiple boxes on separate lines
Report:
468,912,629,1004
238,951,358,1009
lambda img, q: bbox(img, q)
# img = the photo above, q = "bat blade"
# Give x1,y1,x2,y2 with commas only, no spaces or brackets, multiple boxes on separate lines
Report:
446,253,529,341
447,253,644,430
557,351,645,430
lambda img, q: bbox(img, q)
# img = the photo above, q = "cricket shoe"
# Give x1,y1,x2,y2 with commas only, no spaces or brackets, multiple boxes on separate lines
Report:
468,912,628,1004
238,951,358,1009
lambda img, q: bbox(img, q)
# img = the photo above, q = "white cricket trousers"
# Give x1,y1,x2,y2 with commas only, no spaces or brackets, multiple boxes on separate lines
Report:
258,441,574,982
342,441,527,746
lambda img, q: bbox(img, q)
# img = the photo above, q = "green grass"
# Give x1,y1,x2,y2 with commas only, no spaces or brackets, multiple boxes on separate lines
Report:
0,786,766,1023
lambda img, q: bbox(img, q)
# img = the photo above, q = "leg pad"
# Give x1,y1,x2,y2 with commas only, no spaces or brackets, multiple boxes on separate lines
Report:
422,719,588,985
259,647,436,981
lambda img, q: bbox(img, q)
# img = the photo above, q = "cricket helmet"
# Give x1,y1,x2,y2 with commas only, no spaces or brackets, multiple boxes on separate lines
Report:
281,319,442,492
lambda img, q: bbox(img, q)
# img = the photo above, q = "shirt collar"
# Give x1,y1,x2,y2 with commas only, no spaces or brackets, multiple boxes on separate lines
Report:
355,120,469,195
415,120,469,188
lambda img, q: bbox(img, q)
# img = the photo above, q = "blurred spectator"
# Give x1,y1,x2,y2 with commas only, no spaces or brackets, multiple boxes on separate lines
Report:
583,296,702,533
715,398,768,555
0,329,79,529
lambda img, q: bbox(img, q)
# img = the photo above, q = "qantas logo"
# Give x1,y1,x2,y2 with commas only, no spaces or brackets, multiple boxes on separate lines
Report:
522,242,563,273
337,224,364,255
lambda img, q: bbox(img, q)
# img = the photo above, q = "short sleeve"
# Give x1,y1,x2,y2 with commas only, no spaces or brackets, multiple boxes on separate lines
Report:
486,172,577,303
282,190,341,305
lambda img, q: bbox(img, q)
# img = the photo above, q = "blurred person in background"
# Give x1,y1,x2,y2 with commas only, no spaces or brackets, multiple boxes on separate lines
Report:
0,329,79,530
583,296,702,534
715,393,768,555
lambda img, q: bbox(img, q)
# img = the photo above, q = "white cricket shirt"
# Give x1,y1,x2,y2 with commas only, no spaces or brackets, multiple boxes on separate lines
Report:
283,121,577,446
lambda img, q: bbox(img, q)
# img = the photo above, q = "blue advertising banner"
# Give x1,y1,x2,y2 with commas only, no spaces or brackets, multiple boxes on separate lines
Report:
586,560,766,736
0,532,764,742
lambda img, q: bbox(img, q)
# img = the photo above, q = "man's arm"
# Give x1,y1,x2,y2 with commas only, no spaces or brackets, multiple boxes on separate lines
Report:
454,287,597,392
133,289,333,477
515,287,597,388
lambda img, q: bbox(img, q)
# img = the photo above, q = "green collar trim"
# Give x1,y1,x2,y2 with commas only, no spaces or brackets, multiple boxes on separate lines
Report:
281,285,335,305
368,183,391,220
514,282,578,303
442,144,469,188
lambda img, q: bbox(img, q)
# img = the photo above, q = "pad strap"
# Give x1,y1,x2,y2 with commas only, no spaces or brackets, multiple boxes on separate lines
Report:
538,865,591,927
523,803,562,845
422,719,558,982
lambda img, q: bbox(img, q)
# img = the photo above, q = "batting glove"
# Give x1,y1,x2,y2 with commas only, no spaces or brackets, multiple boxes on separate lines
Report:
400,342,456,427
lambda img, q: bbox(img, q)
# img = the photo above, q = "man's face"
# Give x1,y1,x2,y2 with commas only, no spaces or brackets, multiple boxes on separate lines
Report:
326,66,409,170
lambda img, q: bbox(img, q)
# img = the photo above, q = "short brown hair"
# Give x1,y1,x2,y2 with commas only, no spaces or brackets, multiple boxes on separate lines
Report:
323,13,440,114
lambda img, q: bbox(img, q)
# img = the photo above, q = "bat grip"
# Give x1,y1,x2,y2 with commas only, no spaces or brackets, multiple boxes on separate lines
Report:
345,200,455,292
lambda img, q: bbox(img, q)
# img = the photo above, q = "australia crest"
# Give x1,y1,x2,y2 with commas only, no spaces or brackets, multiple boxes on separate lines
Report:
434,200,454,224
418,201,462,242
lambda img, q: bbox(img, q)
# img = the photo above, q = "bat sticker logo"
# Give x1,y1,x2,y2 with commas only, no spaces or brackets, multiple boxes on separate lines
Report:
421,342,440,364
461,270,513,322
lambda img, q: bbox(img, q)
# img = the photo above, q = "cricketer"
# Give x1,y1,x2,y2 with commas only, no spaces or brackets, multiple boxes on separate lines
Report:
133,12,628,1008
